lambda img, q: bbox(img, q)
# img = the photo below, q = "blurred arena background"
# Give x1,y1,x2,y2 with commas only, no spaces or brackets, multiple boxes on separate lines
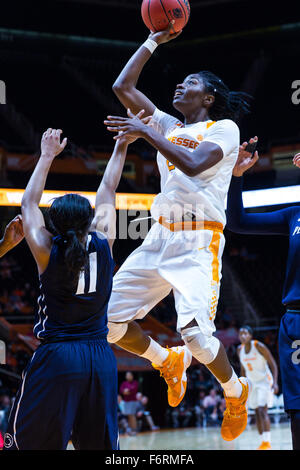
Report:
0,0,299,449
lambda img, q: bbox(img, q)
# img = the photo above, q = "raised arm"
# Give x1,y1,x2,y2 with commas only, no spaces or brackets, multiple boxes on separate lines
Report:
89,140,128,252
91,110,151,253
0,215,24,258
112,23,181,117
226,138,292,235
21,129,67,274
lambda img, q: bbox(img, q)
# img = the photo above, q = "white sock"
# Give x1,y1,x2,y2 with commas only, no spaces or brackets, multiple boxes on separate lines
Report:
263,431,271,443
220,369,243,398
140,338,169,366
260,433,264,444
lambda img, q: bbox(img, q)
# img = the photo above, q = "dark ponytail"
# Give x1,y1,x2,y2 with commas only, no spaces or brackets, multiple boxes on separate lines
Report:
48,194,93,280
63,229,89,280
197,71,251,123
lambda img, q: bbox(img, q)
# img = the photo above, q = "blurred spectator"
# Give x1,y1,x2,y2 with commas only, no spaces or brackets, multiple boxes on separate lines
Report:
202,388,222,426
136,394,159,432
218,396,226,419
0,392,11,444
117,394,135,436
188,365,214,394
194,389,206,427
119,371,139,435
170,399,193,429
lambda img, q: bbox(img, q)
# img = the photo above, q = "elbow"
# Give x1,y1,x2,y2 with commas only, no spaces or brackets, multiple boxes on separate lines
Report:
188,168,200,177
112,79,130,97
183,165,201,177
21,197,34,212
21,203,29,216
112,81,121,96
183,158,216,177
21,198,28,211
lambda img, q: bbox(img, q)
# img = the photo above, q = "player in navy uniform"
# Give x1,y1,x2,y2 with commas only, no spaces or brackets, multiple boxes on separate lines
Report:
3,115,149,450
226,139,300,450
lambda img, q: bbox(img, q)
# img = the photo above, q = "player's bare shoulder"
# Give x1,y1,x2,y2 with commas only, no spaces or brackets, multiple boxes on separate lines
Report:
254,340,268,354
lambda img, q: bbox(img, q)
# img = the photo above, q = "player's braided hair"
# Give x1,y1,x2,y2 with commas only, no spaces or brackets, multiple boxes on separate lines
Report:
197,71,251,123
47,194,93,280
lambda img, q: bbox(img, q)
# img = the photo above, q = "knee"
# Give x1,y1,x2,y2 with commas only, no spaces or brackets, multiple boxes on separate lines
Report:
181,326,220,364
107,321,128,343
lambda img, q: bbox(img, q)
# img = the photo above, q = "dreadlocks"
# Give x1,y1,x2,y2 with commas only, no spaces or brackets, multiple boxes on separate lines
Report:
197,71,251,123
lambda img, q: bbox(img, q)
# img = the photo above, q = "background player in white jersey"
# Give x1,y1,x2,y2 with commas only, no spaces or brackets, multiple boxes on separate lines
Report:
238,326,279,450
104,23,252,441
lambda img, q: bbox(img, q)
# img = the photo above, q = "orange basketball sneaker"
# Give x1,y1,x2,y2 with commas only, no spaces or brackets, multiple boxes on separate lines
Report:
221,377,251,441
257,441,271,450
152,345,192,407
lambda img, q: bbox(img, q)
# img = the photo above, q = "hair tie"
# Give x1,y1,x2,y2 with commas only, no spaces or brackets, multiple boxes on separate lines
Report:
62,230,76,243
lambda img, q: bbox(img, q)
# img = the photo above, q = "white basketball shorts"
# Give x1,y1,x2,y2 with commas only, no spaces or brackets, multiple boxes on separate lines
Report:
248,377,274,409
108,218,224,335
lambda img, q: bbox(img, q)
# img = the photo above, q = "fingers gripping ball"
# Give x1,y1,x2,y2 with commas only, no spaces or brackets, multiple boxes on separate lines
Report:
141,0,190,33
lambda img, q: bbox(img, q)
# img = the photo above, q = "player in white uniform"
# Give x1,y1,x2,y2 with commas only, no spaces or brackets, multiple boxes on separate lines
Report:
104,23,253,441
238,326,279,450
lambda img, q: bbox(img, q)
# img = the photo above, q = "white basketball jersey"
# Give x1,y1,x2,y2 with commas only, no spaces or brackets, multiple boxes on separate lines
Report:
150,108,240,226
240,340,273,384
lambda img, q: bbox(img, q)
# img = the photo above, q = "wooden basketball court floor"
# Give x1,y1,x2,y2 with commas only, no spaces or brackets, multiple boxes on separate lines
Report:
68,422,292,450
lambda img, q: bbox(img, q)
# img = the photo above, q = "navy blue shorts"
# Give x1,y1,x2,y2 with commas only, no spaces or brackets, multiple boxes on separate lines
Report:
279,311,300,411
3,338,119,450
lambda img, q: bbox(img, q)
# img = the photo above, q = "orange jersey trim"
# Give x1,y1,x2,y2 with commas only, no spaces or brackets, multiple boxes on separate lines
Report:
206,121,216,129
158,217,223,233
208,230,221,321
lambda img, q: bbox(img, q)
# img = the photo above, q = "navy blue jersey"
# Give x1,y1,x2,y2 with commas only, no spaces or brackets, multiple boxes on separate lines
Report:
226,176,300,305
33,232,115,342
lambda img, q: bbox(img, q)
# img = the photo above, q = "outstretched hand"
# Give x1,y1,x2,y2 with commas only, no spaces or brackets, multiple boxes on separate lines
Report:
41,128,68,159
2,215,24,248
105,108,152,142
233,136,259,177
148,21,182,45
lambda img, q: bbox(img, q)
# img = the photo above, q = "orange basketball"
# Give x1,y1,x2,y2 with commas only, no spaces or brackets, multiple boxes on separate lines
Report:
141,0,190,34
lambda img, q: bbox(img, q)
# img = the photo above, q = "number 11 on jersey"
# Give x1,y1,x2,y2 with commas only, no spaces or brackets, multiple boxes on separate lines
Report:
76,252,97,295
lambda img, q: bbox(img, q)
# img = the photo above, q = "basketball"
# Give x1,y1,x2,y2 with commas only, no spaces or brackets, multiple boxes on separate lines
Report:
141,0,190,34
